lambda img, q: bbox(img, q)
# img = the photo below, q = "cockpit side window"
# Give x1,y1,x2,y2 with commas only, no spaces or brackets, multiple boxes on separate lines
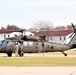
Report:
1,41,8,47
0,40,4,46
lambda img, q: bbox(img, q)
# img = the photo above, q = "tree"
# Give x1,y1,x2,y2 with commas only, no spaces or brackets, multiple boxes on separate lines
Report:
54,26,66,31
6,24,19,29
1,26,5,29
66,25,73,30
32,20,53,30
1,24,19,29
31,20,53,41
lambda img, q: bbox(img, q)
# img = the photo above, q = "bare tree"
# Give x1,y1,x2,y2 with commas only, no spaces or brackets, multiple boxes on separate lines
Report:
32,20,53,30
31,20,53,41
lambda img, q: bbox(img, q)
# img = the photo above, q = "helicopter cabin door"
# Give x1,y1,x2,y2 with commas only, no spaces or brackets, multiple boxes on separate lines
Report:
23,41,42,53
23,41,34,53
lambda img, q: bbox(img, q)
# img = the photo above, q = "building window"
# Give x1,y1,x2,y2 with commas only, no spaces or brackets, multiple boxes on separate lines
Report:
23,42,28,47
4,35,6,39
60,36,61,40
51,37,52,40
8,35,10,38
64,36,66,40
51,46,53,49
1,35,3,37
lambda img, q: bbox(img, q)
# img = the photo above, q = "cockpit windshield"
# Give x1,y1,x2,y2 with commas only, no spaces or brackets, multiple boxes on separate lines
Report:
1,40,8,47
0,41,3,46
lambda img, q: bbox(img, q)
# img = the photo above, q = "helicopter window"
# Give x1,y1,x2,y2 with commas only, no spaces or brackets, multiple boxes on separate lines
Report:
1,41,8,47
36,43,38,45
29,42,33,47
42,43,44,47
51,46,53,49
0,40,4,46
36,47,38,49
7,41,12,46
23,42,28,47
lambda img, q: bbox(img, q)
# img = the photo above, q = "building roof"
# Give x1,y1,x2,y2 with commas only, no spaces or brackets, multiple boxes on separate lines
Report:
0,28,20,34
33,30,73,36
0,28,73,36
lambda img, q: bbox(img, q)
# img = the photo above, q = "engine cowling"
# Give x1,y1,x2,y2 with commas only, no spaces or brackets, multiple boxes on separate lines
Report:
22,35,42,41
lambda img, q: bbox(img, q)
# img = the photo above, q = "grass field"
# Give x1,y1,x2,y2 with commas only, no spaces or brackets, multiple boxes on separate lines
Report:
0,57,76,67
0,50,76,67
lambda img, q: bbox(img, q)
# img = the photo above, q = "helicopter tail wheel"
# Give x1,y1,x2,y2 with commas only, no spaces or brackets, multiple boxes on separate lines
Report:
61,51,67,56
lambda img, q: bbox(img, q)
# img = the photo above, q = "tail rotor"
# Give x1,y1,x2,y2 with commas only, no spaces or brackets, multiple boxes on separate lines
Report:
69,23,76,38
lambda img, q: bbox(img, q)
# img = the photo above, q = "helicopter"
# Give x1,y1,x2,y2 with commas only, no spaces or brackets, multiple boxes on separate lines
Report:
0,23,76,57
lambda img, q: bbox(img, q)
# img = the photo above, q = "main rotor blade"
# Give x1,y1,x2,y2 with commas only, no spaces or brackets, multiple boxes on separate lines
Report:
17,29,27,33
71,23,76,31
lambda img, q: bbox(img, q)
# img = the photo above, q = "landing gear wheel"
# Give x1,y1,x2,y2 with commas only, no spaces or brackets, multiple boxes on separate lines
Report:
64,54,67,56
18,50,24,57
19,53,24,57
7,52,12,57
62,51,67,56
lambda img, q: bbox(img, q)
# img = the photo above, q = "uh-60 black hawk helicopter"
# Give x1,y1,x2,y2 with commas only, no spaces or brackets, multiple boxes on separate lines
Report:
0,23,76,57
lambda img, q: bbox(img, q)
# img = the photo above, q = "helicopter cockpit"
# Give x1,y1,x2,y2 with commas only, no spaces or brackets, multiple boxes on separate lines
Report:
0,40,9,47
0,40,13,48
1,40,8,47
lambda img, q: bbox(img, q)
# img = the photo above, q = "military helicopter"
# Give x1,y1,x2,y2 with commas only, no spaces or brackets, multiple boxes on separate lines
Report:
0,23,76,57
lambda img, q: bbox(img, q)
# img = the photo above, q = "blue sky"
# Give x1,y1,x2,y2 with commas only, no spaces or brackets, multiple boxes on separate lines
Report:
0,0,76,29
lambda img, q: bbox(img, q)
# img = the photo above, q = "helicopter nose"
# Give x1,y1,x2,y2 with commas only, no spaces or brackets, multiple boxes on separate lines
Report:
0,47,3,51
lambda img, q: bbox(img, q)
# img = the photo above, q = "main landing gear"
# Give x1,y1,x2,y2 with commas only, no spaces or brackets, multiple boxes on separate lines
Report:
61,51,67,56
7,51,12,57
18,50,24,57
